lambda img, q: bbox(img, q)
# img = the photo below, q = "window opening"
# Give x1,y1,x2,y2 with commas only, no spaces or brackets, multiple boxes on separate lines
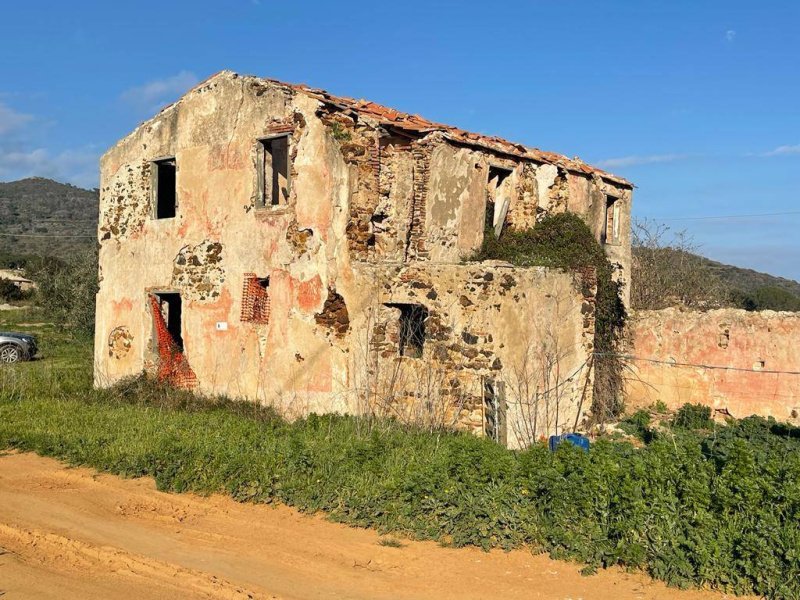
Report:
486,166,513,238
259,136,290,207
483,378,507,445
153,158,177,219
241,274,271,323
385,303,428,358
603,195,620,244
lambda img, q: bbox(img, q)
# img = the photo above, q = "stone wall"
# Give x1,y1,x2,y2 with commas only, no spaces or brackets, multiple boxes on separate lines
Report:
352,263,596,448
626,308,800,424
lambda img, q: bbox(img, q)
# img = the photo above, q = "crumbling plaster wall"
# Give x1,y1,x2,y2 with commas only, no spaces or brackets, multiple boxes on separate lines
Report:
418,141,632,304
349,263,596,448
626,308,800,424
328,117,632,290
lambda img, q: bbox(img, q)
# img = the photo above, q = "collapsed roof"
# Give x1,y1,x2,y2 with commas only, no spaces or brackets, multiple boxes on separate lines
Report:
161,71,632,188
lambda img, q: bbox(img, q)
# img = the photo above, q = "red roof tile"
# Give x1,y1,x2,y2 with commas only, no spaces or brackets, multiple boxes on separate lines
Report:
254,75,632,187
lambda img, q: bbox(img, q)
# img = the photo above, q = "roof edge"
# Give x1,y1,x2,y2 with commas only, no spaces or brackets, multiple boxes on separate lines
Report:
104,71,633,188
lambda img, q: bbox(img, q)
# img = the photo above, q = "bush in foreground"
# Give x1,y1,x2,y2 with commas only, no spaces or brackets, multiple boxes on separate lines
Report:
0,377,799,598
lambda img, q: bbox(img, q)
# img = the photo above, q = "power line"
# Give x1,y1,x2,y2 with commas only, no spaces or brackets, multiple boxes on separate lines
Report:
658,211,800,222
0,233,95,239
625,379,800,401
596,352,800,376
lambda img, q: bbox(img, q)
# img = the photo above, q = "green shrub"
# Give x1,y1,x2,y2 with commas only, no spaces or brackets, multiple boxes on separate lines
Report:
674,403,713,430
30,247,98,335
0,278,33,302
652,400,668,413
618,409,652,440
2,370,799,597
733,285,800,312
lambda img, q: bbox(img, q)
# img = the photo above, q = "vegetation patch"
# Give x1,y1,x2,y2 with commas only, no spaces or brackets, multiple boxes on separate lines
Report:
471,213,627,422
673,403,714,430
1,338,799,598
733,285,800,312
0,278,34,303
31,247,98,335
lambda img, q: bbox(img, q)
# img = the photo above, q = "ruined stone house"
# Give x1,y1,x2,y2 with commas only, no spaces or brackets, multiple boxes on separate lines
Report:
95,71,633,448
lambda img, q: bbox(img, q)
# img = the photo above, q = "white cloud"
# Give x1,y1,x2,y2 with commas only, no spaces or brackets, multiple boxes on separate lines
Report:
0,102,33,135
0,146,100,189
120,71,199,112
760,144,800,157
597,154,689,169
726,29,736,42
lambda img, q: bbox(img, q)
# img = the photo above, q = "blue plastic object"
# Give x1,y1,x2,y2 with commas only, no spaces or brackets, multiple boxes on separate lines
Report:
548,433,590,452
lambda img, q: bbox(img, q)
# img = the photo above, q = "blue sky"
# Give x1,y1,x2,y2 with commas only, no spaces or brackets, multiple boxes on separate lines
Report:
1,0,798,278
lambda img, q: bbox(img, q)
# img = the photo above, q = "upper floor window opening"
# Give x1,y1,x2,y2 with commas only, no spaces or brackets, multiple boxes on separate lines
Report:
603,195,621,245
486,165,513,238
258,135,290,207
152,158,177,219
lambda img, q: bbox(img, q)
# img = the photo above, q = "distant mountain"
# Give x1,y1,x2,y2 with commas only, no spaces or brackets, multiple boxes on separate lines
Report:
699,256,800,298
0,177,98,261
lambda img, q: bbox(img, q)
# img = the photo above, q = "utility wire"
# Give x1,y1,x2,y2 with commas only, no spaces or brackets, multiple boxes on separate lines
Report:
595,352,800,376
624,379,800,401
0,233,95,239
658,211,800,222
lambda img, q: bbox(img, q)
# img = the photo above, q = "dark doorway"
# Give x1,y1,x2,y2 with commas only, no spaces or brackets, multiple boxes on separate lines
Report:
155,292,183,351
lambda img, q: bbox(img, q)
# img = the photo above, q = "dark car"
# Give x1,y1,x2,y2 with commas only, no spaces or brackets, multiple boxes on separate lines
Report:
0,332,38,363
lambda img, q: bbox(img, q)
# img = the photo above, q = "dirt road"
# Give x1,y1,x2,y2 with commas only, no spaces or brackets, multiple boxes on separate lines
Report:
0,452,749,600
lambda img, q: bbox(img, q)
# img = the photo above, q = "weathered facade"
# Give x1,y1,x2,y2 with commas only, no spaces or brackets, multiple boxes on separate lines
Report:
626,308,800,424
95,71,633,447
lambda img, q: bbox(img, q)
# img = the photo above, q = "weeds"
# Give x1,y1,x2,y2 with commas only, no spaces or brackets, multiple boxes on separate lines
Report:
673,403,713,430
1,316,799,598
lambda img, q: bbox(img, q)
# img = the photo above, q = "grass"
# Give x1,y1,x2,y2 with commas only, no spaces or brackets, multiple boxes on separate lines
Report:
1,309,799,598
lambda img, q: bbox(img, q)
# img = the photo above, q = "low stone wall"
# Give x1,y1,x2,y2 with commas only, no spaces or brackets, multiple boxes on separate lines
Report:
625,308,800,424
353,262,597,449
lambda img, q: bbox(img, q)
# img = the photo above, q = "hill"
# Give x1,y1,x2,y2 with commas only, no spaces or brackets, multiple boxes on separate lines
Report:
0,177,98,262
700,255,800,298
631,246,800,312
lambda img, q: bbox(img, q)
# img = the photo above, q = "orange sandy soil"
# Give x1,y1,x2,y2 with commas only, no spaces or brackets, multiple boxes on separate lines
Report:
0,452,754,600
